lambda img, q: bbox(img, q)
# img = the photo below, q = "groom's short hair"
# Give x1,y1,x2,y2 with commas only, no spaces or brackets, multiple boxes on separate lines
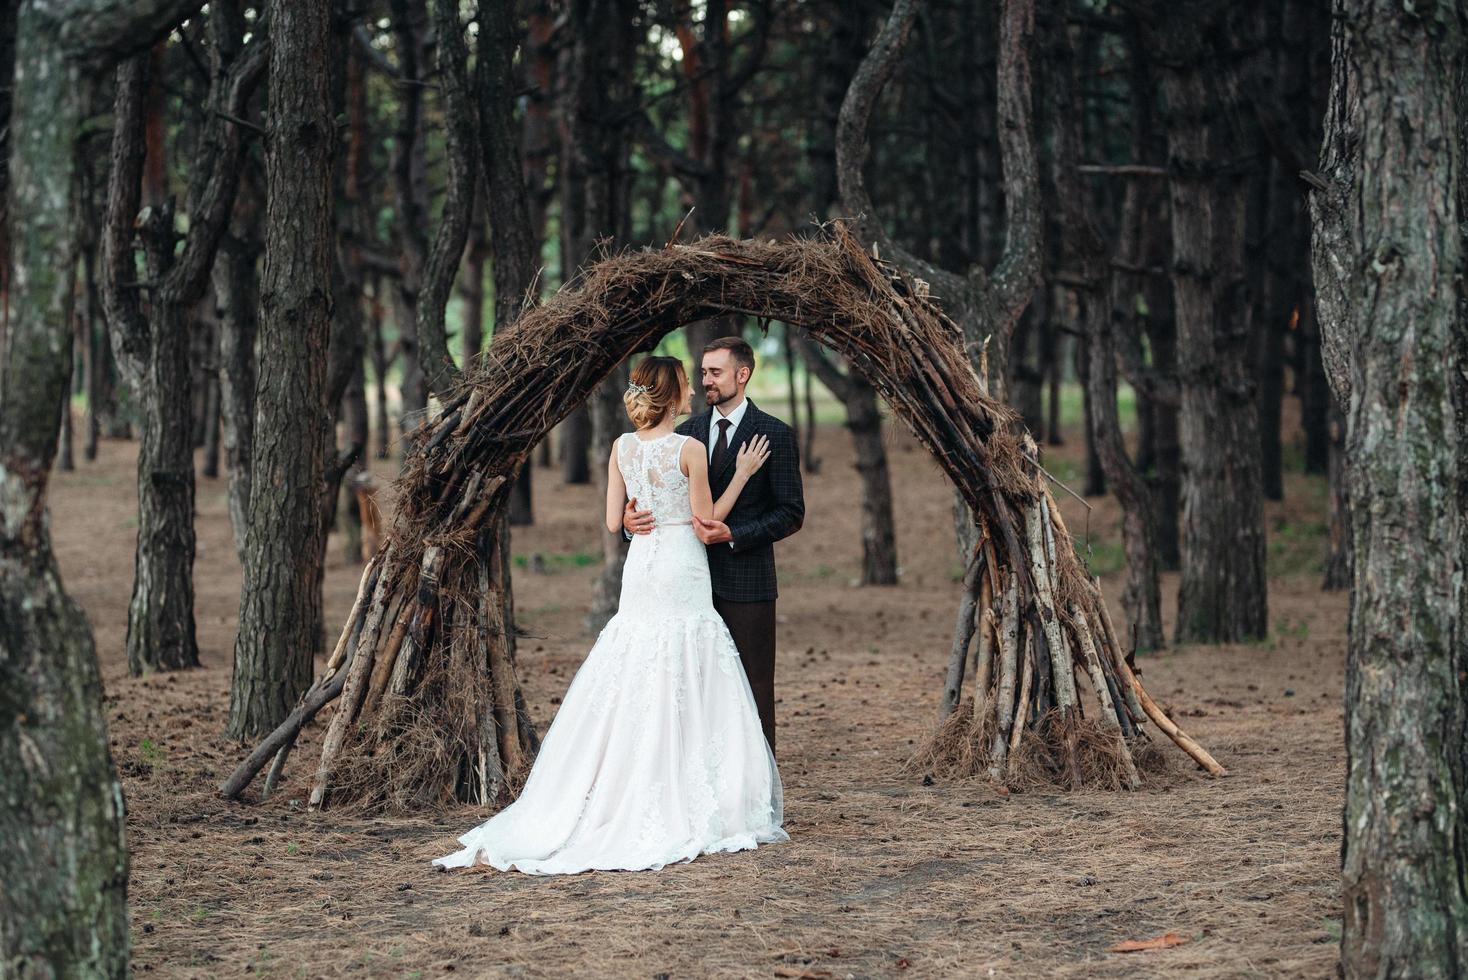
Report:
704,336,755,378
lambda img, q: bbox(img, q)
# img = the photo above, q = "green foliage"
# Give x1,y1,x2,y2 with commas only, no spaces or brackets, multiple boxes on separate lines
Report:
1267,517,1329,578
138,737,164,770
512,551,599,572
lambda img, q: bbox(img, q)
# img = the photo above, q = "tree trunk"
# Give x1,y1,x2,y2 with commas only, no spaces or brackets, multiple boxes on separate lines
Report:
836,0,1043,577
227,0,336,739
559,0,637,630
368,276,392,459
104,9,265,674
1043,3,1165,652
800,337,898,586
3,1,213,972
477,0,540,527
124,299,201,674
102,57,200,675
199,314,223,479
214,208,260,564
1321,393,1350,591
1309,0,1468,973
0,18,128,957
1140,2,1268,643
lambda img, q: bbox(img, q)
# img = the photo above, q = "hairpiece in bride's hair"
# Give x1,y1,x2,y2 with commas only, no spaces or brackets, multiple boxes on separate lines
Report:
626,381,650,396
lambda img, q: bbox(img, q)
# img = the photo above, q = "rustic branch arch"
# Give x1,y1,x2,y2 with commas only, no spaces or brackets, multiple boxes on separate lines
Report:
222,222,1223,810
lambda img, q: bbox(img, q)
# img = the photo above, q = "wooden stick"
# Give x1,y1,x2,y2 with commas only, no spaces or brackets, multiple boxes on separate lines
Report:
941,547,985,719
1068,603,1140,790
218,636,362,800
262,742,291,801
325,550,386,672
969,607,997,732
308,560,398,808
1091,576,1147,722
1116,656,1228,777
1025,499,1076,707
1006,624,1034,777
989,574,1021,778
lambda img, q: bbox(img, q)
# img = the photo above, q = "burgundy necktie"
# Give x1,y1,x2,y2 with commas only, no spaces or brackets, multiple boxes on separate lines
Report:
710,418,732,474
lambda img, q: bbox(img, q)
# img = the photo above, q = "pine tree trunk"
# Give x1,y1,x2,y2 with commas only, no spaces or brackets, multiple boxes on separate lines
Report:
1321,394,1350,591
558,0,636,626
227,0,336,740
800,336,899,586
1141,2,1268,643
3,1,209,971
214,223,259,564
125,301,200,673
477,0,539,528
0,15,127,956
102,56,202,675
1308,0,1468,972
1044,1,1164,651
847,383,898,586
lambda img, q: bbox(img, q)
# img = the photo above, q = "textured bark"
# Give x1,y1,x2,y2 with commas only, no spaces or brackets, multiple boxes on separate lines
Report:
412,0,475,398
388,0,429,448
226,0,336,739
0,0,13,289
101,60,199,676
0,13,127,967
800,338,898,585
1138,1,1268,643
1308,1,1468,974
368,277,392,459
477,0,539,528
213,189,261,564
837,0,1042,405
1321,394,1350,591
101,6,263,675
837,0,1042,575
798,0,895,582
556,0,637,630
1044,3,1163,651
2,1,219,973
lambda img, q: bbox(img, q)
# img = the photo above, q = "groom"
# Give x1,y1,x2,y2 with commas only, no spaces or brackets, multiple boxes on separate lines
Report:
623,336,805,756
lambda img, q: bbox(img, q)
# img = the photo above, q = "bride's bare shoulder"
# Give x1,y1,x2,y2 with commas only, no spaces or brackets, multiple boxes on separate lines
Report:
679,433,705,477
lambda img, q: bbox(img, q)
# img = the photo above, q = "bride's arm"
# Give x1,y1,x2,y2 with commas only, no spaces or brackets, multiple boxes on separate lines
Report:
684,439,715,522
683,435,770,523
604,439,628,533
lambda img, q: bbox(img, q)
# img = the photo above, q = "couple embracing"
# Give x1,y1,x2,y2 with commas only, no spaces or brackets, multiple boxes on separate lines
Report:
433,337,805,875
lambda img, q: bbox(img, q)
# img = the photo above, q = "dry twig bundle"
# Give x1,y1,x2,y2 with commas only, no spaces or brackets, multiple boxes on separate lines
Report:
221,220,1223,809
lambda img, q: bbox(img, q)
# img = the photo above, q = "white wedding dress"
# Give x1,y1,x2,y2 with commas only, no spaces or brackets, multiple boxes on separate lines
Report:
431,431,788,874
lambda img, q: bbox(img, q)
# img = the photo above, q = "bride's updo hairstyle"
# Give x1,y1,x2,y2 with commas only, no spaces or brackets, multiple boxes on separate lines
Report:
623,356,686,430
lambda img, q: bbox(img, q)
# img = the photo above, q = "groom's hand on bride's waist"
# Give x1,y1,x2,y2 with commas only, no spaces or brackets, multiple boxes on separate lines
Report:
692,515,734,546
623,497,655,537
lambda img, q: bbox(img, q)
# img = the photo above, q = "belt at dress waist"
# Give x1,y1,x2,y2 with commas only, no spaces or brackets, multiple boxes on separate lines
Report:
655,519,693,526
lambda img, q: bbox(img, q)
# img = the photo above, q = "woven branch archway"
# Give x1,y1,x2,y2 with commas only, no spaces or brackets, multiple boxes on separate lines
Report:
222,221,1223,810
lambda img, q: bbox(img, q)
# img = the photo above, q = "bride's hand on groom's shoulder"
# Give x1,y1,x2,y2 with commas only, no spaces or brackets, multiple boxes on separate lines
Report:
693,515,733,545
624,497,655,535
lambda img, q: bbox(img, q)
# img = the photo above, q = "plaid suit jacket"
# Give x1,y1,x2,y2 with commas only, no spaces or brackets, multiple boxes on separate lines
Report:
676,399,805,602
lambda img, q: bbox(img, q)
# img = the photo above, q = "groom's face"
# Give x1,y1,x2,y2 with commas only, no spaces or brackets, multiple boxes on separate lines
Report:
701,349,749,408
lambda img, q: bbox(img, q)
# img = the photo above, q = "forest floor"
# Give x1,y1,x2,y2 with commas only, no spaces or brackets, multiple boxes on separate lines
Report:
51,405,1345,979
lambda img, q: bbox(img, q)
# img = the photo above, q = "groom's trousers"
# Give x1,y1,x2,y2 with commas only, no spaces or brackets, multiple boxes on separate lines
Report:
712,596,777,757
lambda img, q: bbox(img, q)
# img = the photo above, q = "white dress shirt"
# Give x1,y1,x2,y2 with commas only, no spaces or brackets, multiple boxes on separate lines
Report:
709,397,749,548
708,396,749,462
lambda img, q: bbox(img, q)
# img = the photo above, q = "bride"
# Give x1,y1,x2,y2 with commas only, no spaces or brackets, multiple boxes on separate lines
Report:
431,355,788,874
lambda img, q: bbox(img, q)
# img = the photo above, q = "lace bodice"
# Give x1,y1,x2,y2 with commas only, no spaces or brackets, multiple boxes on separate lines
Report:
618,432,693,526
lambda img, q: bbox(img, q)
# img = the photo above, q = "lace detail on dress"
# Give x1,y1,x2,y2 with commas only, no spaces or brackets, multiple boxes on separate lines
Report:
617,432,694,526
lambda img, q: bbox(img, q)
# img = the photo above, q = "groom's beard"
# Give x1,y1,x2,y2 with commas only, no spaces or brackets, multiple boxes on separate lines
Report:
705,387,733,406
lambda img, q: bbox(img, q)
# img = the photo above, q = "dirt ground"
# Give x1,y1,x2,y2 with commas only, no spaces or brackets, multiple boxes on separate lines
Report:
48,405,1345,979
